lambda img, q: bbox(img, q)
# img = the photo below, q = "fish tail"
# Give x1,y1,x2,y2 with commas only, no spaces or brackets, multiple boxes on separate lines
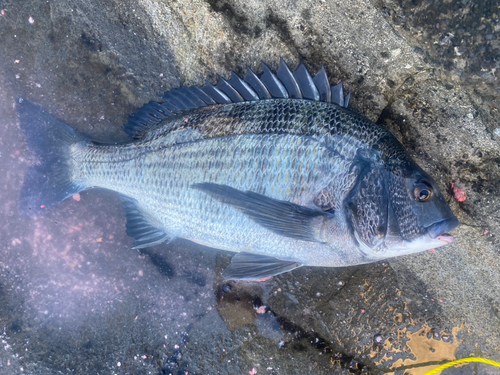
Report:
17,99,88,216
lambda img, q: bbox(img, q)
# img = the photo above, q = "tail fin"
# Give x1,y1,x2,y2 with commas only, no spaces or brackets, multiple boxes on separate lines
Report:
17,99,88,216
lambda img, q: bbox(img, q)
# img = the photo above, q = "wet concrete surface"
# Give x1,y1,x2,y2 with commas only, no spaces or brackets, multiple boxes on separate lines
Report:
0,0,499,374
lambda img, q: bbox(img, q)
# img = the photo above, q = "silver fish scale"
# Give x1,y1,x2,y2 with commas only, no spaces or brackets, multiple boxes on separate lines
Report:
73,129,358,263
142,99,391,162
67,98,400,264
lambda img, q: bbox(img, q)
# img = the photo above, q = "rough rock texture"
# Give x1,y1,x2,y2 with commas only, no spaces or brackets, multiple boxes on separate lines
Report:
0,0,499,374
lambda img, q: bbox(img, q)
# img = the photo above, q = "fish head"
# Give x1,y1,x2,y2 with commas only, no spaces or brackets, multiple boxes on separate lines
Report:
345,144,459,260
381,160,459,257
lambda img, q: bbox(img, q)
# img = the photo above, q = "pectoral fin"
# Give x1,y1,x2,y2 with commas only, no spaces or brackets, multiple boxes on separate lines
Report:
120,195,170,249
222,252,301,280
192,183,333,242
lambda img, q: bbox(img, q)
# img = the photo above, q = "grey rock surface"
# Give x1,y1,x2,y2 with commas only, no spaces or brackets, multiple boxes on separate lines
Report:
0,0,499,374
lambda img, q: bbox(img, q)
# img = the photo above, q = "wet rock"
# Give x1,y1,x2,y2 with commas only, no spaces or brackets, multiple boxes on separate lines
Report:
0,0,499,374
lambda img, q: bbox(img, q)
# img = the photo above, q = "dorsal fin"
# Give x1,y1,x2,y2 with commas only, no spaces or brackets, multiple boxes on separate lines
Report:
124,60,352,139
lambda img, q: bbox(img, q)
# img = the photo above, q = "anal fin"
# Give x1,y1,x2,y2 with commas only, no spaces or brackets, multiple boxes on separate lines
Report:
120,195,169,249
222,252,301,280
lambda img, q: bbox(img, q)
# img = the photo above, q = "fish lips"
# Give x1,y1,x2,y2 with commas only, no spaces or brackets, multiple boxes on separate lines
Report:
425,216,460,240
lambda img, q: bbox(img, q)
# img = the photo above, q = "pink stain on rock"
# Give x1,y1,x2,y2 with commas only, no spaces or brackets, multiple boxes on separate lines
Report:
249,368,257,375
451,182,466,202
255,305,267,314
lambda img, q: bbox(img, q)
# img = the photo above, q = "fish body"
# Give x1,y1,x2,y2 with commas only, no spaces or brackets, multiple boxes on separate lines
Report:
18,60,459,280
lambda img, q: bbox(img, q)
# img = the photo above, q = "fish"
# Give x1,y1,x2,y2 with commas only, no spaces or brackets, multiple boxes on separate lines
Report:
17,59,459,280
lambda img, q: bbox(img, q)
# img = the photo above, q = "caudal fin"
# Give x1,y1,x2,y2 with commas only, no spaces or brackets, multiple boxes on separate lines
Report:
17,99,88,216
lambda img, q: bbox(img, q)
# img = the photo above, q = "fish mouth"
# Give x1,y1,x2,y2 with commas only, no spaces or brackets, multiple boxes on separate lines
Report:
425,217,460,240
436,234,455,244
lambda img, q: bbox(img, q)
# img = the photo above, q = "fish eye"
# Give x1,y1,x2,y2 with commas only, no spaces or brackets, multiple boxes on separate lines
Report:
414,182,433,202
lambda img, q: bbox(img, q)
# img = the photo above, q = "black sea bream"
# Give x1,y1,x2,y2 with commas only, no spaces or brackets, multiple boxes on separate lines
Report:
18,60,459,280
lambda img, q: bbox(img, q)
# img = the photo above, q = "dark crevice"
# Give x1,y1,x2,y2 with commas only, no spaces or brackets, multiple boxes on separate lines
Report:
252,299,369,374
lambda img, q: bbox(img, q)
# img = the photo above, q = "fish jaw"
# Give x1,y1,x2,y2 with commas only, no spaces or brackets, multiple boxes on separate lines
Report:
436,234,455,244
363,230,457,260
406,232,455,252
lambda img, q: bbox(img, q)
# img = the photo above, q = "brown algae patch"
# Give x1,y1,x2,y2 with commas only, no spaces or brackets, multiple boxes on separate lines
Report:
378,323,464,375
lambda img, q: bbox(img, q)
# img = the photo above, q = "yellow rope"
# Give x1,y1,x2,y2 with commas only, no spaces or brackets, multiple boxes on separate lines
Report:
423,357,500,375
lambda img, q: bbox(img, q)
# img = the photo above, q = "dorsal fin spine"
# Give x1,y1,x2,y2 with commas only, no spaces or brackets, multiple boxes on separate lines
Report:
276,58,302,99
202,82,231,104
216,75,244,103
244,67,272,99
261,62,288,98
